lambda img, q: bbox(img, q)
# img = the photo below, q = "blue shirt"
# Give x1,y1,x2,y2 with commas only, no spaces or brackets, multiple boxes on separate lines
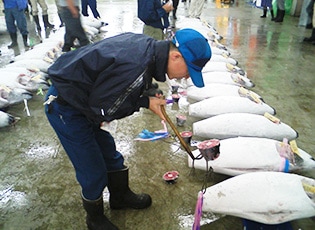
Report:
3,0,28,10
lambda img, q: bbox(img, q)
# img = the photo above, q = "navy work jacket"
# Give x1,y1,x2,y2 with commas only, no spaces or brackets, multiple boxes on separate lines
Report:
48,32,169,124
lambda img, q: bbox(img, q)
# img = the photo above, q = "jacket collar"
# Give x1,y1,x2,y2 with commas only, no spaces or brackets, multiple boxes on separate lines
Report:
152,40,169,82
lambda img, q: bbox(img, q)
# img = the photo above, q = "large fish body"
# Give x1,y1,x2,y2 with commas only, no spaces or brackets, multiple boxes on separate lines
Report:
0,85,33,109
5,59,52,73
187,83,262,102
193,113,298,141
0,70,50,92
0,110,18,128
188,137,315,176
202,171,315,224
189,96,275,118
202,62,246,76
175,17,223,41
187,72,254,88
210,54,238,65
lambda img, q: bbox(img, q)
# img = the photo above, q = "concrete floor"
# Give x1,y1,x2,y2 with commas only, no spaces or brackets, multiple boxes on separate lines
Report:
0,0,315,229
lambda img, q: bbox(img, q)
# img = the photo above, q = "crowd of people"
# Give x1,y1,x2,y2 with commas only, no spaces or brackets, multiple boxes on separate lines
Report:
257,0,315,45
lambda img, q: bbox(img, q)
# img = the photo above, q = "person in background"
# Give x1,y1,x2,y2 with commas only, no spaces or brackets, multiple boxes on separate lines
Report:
306,0,314,29
188,0,205,19
273,0,285,23
260,0,275,21
172,0,179,19
81,0,99,19
2,0,29,48
58,0,90,52
55,0,65,27
138,0,173,40
303,0,315,44
29,0,55,31
44,28,211,230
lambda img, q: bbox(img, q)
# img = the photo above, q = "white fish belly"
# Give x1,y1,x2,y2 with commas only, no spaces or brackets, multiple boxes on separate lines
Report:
189,96,275,118
202,172,315,224
193,113,298,141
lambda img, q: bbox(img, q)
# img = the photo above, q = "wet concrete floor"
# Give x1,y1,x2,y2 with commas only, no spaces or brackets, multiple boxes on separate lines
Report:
0,0,315,229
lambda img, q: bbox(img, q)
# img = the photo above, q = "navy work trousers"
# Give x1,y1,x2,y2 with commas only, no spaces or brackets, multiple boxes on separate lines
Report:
45,85,124,200
4,7,28,35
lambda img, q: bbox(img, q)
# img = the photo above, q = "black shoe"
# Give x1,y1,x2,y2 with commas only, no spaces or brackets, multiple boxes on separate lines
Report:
303,37,315,42
306,23,313,29
8,42,18,49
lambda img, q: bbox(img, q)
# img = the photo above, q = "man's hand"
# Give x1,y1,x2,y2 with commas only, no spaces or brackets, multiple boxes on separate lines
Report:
148,97,166,121
162,2,174,13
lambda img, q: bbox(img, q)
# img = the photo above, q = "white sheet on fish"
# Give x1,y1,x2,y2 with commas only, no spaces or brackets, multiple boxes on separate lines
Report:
188,137,315,176
187,83,262,102
193,113,298,141
189,96,275,118
202,171,315,224
187,72,254,88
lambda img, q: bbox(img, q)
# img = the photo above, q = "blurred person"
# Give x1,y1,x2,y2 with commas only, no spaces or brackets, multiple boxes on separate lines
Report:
306,0,314,29
138,0,173,40
2,0,29,48
172,0,179,19
188,0,205,19
304,0,315,44
274,0,285,23
58,0,90,52
81,0,99,19
260,0,275,21
55,0,64,27
29,0,55,30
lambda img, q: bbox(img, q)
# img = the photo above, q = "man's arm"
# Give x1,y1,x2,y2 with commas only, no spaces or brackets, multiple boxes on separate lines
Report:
66,0,79,18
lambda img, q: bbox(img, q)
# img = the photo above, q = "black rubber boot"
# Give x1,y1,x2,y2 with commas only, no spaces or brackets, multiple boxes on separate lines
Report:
173,9,177,20
33,15,41,31
58,13,64,27
82,195,119,230
306,23,313,29
274,10,285,23
43,14,54,29
270,9,275,21
107,166,152,210
303,28,315,42
22,34,29,47
260,8,267,18
8,33,18,48
272,8,280,21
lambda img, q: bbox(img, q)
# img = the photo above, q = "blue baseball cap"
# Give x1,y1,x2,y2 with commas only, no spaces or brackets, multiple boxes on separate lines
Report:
172,29,211,87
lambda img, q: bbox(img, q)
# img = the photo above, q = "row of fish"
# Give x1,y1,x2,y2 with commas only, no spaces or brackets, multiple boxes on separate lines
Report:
173,17,315,225
0,17,107,128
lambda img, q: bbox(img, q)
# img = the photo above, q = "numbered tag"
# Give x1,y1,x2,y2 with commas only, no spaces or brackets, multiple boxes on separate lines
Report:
264,112,280,124
289,140,301,157
0,84,12,93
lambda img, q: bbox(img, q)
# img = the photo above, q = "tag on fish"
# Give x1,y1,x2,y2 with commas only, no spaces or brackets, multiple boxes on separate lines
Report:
264,112,280,124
